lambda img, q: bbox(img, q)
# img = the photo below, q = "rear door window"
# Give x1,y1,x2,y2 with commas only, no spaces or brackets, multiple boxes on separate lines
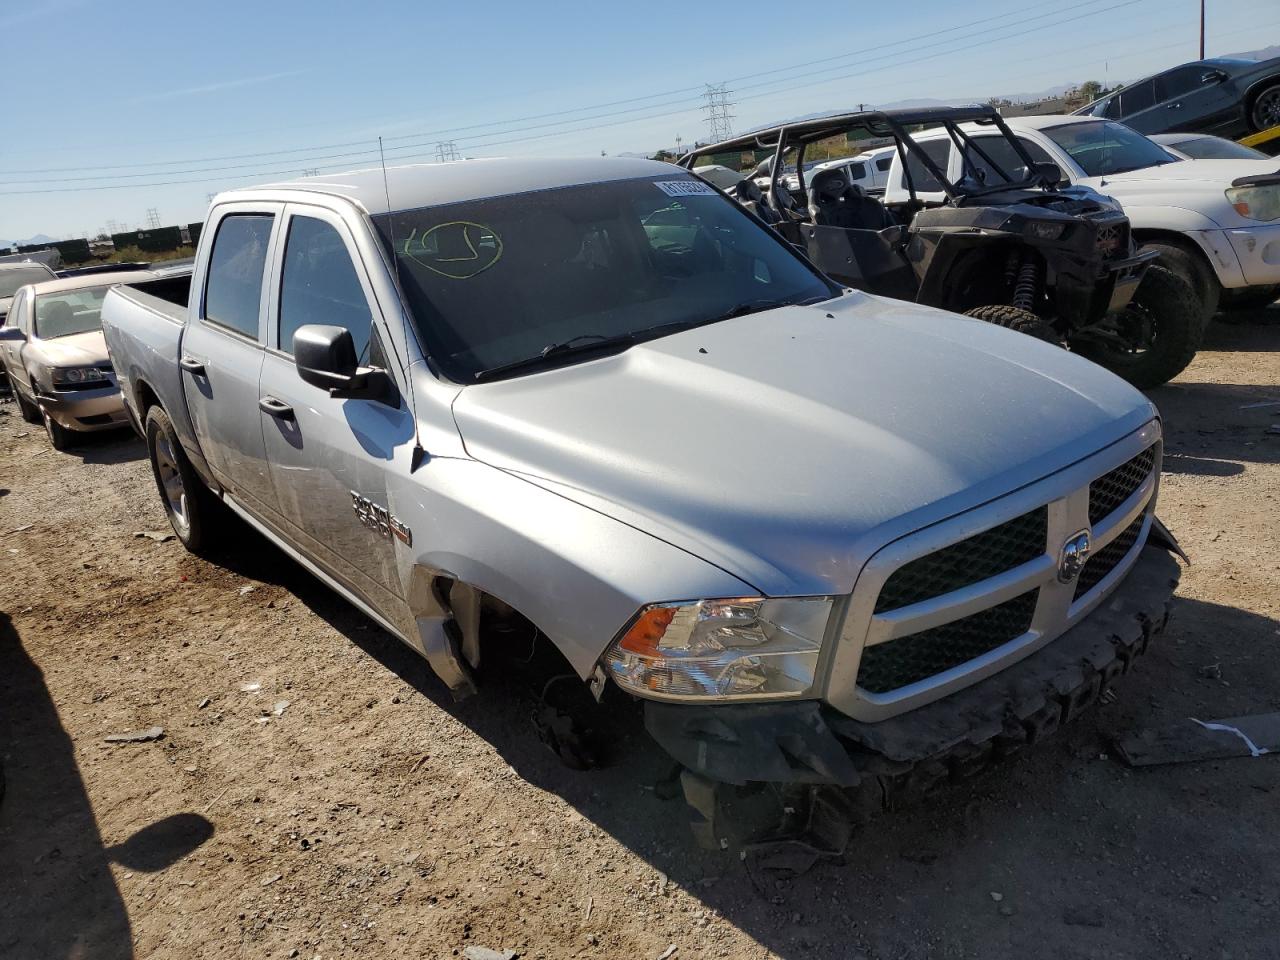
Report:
875,155,893,172
1118,79,1156,115
278,215,373,360
204,214,274,340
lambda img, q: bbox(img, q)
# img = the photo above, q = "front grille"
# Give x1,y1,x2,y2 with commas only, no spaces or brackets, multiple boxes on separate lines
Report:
1095,219,1129,257
874,507,1047,614
1089,446,1154,525
857,589,1039,694
1074,514,1145,600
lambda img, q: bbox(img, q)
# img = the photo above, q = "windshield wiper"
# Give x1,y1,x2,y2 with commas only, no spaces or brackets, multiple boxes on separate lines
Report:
471,297,828,382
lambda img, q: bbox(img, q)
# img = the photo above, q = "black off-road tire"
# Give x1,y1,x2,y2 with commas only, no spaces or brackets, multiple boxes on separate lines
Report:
42,411,74,450
1249,81,1280,133
1076,265,1202,389
145,406,218,553
963,304,1061,344
1140,240,1220,323
14,387,41,423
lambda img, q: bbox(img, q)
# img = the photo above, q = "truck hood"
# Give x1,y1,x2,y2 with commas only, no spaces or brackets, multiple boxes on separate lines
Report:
452,293,1155,596
29,330,110,367
1080,158,1280,228
1088,157,1280,187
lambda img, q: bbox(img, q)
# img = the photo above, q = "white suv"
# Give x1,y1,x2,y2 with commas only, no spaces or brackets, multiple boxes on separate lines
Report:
884,115,1280,317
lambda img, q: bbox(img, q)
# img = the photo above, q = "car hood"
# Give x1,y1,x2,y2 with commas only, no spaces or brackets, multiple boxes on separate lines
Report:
29,330,109,367
452,294,1155,596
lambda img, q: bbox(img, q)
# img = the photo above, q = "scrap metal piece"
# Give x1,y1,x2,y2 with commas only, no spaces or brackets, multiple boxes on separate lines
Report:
105,726,164,744
1115,712,1280,766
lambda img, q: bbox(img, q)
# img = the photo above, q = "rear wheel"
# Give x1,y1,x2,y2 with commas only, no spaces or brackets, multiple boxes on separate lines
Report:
963,304,1061,344
1250,82,1280,133
42,411,74,450
145,405,217,553
1075,265,1202,389
1140,240,1219,323
14,387,41,424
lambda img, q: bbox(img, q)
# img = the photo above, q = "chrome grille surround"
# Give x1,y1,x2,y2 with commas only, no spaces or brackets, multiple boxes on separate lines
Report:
825,421,1162,723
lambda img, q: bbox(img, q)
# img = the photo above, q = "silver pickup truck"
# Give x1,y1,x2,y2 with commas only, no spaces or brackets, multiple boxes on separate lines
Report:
101,157,1183,846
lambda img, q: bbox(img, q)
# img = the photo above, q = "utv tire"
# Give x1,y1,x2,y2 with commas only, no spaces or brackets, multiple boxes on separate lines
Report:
1141,240,1219,323
1077,265,1202,389
14,388,41,424
42,411,74,450
963,304,1061,344
145,405,218,553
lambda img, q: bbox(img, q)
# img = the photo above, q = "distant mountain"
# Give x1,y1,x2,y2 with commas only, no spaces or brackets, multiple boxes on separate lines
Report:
2,233,57,248
1223,44,1280,61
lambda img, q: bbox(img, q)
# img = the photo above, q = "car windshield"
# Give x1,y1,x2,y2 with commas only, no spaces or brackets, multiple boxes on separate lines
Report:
0,266,51,298
1170,136,1267,161
1042,121,1175,176
33,286,111,339
373,175,834,381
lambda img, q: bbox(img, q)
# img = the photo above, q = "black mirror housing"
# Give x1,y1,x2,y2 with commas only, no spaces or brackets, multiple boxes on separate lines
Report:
1034,161,1064,186
293,324,394,403
0,326,25,342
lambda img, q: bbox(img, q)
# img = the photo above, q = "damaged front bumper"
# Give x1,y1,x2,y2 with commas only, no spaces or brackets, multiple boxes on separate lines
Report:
646,544,1181,791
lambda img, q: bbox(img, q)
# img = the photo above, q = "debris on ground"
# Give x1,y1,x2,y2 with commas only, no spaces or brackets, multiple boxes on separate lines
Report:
197,697,211,709
133,530,175,542
104,726,164,744
272,700,289,716
8,523,33,533
240,682,262,693
1115,712,1280,766
656,947,678,960
239,585,256,596
461,947,518,960
1197,662,1223,679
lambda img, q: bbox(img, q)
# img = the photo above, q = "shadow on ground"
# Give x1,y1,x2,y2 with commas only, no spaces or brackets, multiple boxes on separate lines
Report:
0,612,213,960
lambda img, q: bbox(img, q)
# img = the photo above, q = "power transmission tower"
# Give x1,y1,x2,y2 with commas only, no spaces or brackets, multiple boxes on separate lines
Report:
145,208,161,229
206,193,217,203
702,83,735,142
301,167,320,177
435,141,461,162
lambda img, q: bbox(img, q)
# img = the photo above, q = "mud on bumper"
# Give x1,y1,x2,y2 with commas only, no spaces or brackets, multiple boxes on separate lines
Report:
646,545,1180,827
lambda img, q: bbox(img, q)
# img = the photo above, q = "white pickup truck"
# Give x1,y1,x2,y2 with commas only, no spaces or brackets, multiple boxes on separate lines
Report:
885,115,1280,317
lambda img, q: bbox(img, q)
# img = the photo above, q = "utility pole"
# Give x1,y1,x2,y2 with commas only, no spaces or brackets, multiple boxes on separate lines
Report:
145,208,161,229
702,83,735,142
1199,0,1205,58
435,141,460,162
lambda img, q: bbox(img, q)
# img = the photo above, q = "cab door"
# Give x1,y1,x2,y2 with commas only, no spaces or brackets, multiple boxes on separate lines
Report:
258,204,415,621
180,204,283,520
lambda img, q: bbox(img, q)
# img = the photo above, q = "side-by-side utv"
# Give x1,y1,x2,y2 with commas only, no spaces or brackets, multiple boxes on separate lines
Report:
681,106,1200,388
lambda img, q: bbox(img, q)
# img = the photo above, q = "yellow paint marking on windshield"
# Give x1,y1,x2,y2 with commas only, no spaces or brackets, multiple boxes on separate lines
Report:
401,221,503,279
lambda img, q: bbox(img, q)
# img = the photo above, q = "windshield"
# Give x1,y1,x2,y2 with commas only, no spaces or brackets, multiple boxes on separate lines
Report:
1042,121,1175,176
1170,136,1267,161
0,266,52,298
33,286,111,339
374,175,834,381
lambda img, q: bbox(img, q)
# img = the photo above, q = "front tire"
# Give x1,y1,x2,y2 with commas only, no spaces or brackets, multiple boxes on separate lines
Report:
1075,265,1202,389
42,411,74,450
1249,82,1280,133
1140,240,1219,323
963,304,1061,344
14,387,42,424
145,405,216,553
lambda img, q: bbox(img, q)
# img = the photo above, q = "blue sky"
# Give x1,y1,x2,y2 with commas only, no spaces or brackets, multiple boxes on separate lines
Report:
2,0,1276,240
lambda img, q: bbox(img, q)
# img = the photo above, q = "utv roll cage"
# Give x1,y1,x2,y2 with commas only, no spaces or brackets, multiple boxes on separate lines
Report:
678,105,1056,207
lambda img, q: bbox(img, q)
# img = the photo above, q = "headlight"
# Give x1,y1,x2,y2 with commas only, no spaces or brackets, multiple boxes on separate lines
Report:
1226,184,1280,222
1028,221,1067,241
604,596,834,700
51,366,106,385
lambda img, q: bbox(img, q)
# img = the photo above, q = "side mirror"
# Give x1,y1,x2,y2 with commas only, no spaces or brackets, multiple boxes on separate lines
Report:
293,324,394,403
0,326,25,342
1034,161,1064,186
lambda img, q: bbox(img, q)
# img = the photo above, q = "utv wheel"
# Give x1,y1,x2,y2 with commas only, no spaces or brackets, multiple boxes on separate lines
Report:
1140,240,1219,323
1076,265,1202,389
145,406,217,553
1250,83,1280,133
14,388,42,424
963,304,1061,344
42,411,74,450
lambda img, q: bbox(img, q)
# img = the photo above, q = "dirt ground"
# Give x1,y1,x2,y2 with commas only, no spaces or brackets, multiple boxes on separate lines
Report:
2,309,1279,960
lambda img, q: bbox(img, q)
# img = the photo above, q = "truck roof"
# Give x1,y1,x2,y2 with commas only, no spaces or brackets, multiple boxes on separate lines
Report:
222,156,677,216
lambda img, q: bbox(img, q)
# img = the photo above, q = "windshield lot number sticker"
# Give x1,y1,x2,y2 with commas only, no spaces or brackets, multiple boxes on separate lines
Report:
654,180,717,198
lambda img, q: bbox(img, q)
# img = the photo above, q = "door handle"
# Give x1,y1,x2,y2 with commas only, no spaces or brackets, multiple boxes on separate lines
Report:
1166,102,1182,109
179,355,206,376
258,396,295,420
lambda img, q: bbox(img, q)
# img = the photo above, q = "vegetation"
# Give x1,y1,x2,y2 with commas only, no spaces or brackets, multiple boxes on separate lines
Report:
96,245,195,264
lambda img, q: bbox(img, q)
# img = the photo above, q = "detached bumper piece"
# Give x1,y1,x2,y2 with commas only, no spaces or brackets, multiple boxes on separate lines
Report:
647,544,1180,849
